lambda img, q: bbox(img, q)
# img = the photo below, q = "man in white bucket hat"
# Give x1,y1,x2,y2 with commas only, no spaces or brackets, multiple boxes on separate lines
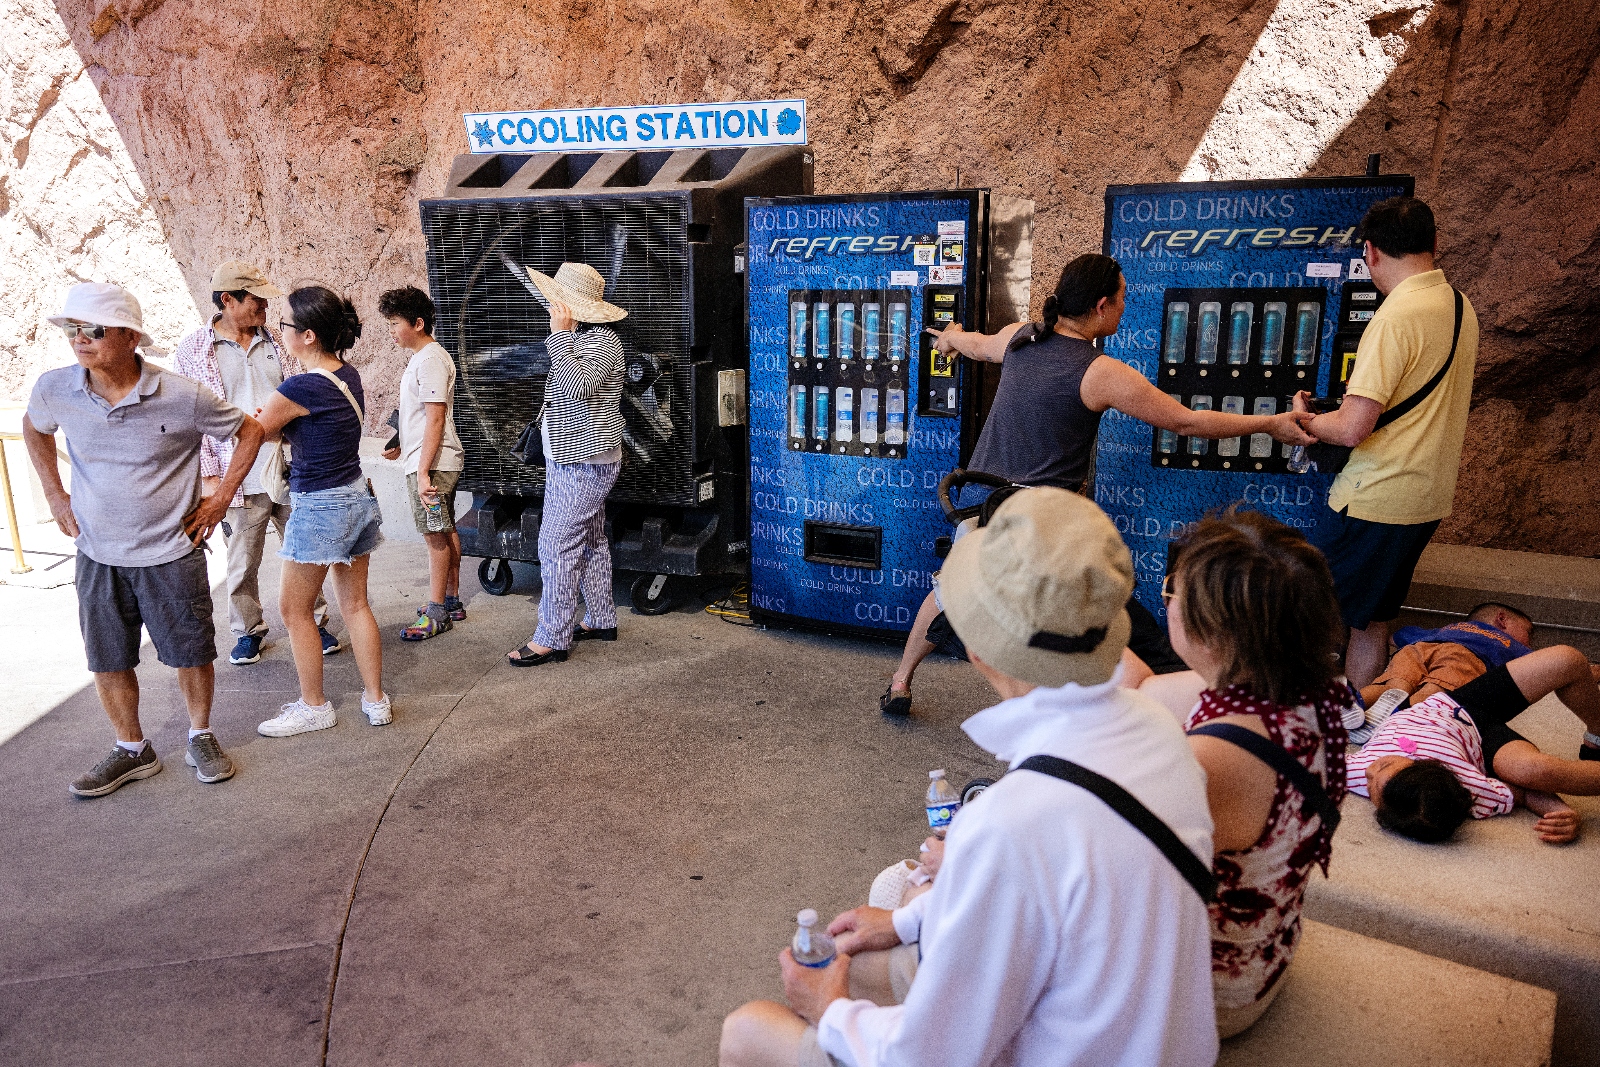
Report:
721,489,1218,1067
23,282,266,796
506,262,629,667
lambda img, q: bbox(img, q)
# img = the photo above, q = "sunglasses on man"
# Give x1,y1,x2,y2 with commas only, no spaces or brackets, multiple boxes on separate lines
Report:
60,322,112,340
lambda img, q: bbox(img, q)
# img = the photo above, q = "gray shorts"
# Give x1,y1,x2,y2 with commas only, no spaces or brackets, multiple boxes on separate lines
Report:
76,549,216,672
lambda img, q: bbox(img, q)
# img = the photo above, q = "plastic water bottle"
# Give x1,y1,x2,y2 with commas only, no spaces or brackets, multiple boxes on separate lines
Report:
423,495,448,532
1287,445,1315,474
926,769,961,834
791,909,836,968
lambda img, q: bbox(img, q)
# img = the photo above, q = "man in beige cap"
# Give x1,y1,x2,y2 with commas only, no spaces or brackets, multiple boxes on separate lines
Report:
721,488,1218,1067
174,260,335,665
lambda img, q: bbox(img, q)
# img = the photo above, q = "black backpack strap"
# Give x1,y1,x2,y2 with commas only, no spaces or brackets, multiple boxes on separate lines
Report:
1015,755,1216,902
1374,288,1463,431
1186,723,1341,832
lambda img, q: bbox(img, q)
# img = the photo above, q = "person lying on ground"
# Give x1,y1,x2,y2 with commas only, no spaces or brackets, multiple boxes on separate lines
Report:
1360,602,1533,709
721,489,1218,1067
1350,645,1600,844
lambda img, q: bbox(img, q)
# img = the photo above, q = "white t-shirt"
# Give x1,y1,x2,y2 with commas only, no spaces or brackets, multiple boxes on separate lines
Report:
398,341,464,475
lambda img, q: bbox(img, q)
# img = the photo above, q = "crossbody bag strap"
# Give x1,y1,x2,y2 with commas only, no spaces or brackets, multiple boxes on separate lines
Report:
1015,755,1216,902
312,368,364,424
1186,723,1341,831
1374,288,1463,431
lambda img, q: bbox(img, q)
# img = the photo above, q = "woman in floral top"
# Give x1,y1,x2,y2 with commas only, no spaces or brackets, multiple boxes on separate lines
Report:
1164,511,1356,1038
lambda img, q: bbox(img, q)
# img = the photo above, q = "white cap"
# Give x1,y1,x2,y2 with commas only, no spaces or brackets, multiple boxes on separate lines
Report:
796,908,818,927
929,769,946,780
48,283,156,347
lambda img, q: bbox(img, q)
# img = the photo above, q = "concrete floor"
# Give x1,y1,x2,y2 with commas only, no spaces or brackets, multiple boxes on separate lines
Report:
0,539,1000,1066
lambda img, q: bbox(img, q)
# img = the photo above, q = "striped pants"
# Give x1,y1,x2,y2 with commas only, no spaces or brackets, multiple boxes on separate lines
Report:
532,458,621,650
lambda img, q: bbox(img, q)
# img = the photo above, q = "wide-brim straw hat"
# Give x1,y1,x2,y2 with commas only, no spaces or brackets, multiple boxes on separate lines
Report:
524,262,628,324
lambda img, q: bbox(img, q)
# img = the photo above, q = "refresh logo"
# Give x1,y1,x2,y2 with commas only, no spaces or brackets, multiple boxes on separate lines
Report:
765,233,921,260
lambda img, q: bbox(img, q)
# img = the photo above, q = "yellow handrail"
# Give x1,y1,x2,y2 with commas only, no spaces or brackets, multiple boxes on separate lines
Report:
0,432,33,574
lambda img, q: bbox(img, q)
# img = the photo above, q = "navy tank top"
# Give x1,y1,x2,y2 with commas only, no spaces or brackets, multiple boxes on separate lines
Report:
967,328,1103,490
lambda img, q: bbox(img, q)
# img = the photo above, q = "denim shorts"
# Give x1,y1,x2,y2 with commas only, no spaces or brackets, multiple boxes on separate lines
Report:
281,479,384,565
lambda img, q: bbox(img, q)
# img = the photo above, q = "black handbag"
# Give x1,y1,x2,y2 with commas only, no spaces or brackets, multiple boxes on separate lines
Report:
510,408,545,467
1306,289,1463,475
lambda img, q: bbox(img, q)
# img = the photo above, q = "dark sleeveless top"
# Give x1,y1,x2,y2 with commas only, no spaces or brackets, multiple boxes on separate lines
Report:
967,329,1103,490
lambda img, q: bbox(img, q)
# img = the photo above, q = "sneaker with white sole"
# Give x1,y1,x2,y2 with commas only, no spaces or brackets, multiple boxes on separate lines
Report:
258,699,336,737
70,744,162,797
1366,687,1409,728
1347,723,1377,747
361,692,393,726
184,731,235,783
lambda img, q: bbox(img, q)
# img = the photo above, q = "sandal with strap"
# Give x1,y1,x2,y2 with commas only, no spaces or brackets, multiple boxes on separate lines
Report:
879,684,912,717
506,641,569,667
401,612,453,641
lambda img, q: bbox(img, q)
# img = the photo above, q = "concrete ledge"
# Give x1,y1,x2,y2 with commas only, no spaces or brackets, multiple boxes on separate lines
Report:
1407,544,1600,656
1220,920,1555,1067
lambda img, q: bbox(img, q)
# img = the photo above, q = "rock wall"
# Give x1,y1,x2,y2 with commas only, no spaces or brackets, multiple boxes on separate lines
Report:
3,0,1596,554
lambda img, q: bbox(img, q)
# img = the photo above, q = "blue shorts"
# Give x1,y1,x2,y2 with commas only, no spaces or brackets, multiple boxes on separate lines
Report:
1309,506,1439,630
281,479,384,565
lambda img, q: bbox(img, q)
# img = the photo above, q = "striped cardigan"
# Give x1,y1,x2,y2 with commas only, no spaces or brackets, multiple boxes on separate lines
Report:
543,326,625,464
173,321,300,507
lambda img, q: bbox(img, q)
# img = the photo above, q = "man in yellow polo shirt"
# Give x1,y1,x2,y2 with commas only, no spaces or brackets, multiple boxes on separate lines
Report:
1296,197,1479,690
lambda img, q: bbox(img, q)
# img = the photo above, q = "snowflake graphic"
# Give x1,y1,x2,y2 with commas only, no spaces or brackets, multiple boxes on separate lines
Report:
776,108,801,137
472,120,495,148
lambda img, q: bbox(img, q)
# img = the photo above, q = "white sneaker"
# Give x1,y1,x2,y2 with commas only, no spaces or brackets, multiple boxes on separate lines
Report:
361,692,393,726
1366,688,1409,728
258,699,336,737
1341,700,1368,731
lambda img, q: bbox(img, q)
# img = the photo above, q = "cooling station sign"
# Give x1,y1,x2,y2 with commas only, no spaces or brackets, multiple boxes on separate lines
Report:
464,99,807,154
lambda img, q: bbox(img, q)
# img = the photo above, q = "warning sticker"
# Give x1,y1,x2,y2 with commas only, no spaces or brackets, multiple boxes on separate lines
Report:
1305,262,1342,278
889,270,920,286
928,265,963,284
938,220,966,236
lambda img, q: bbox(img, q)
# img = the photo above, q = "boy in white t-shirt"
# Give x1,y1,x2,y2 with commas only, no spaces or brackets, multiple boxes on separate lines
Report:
379,286,466,639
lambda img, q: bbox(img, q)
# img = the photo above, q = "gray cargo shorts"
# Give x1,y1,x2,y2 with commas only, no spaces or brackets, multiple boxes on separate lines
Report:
76,549,216,672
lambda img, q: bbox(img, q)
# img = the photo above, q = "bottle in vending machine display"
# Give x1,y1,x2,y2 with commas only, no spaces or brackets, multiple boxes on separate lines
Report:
813,301,831,361
1227,303,1253,365
835,387,854,443
1293,303,1320,365
1187,396,1212,454
859,388,880,443
1260,302,1286,365
1249,397,1276,458
863,303,882,362
812,385,830,442
1157,393,1181,454
885,388,906,445
789,385,807,443
837,303,856,361
1196,302,1221,364
790,300,808,362
1163,302,1189,364
1218,396,1245,456
889,302,909,363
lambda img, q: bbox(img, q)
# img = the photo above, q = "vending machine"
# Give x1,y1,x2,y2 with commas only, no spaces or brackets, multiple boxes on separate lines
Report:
744,190,1033,636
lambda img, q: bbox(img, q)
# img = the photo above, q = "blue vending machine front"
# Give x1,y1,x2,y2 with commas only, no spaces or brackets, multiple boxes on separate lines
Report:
745,191,1032,637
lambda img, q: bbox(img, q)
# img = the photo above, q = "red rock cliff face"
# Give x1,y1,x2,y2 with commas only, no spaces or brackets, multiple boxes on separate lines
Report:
41,0,1600,554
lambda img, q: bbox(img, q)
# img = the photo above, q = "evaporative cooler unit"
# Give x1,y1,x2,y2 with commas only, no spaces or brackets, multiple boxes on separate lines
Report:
420,147,812,611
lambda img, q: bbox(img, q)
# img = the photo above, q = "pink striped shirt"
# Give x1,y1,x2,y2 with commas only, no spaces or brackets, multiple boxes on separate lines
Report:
1347,693,1515,818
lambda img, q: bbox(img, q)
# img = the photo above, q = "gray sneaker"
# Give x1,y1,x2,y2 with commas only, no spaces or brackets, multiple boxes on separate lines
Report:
184,731,235,783
70,744,162,797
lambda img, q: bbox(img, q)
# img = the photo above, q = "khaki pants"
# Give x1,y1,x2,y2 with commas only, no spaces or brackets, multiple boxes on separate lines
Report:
225,492,327,638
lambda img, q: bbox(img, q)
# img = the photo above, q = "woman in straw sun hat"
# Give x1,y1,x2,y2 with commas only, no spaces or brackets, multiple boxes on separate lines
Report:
507,262,629,666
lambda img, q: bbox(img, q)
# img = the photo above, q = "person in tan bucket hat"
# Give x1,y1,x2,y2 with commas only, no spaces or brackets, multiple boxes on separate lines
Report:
720,488,1218,1067
174,260,335,666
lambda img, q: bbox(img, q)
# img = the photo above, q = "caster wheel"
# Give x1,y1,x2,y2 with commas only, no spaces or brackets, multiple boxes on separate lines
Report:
961,777,996,805
630,573,676,616
478,557,515,596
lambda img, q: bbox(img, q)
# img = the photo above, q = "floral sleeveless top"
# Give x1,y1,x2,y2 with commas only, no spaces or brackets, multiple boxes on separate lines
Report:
1185,682,1351,1012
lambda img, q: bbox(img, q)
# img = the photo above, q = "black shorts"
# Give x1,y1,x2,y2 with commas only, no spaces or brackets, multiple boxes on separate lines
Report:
925,595,1186,675
1446,665,1532,770
1309,506,1440,630
76,550,217,673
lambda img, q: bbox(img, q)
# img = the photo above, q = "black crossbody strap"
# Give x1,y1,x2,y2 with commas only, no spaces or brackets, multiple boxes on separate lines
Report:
1015,755,1216,902
1374,288,1463,431
1187,723,1341,831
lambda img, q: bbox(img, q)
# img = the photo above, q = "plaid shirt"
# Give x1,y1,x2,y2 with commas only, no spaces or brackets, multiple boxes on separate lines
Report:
173,319,299,508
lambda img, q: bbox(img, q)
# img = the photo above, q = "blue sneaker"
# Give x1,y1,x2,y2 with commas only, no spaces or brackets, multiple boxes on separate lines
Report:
319,627,342,655
229,633,264,665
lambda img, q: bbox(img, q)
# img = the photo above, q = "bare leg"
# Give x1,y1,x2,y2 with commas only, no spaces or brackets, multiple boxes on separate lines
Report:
93,670,143,743
176,664,214,731
424,531,454,605
1504,644,1600,736
281,560,332,706
1345,620,1394,692
890,590,942,695
328,555,385,703
1491,740,1600,796
445,529,462,600
845,948,899,1007
719,1001,808,1067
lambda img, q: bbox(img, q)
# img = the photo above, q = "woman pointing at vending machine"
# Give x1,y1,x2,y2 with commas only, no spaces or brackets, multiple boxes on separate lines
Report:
878,253,1317,717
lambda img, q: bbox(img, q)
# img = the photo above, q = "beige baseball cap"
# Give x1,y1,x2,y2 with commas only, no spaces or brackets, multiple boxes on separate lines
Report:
210,260,285,298
938,487,1133,689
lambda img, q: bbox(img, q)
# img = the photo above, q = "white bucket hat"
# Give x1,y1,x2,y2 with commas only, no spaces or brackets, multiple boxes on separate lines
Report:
47,282,156,347
523,262,628,324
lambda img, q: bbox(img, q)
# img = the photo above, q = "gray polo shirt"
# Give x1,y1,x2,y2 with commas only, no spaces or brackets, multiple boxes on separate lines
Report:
211,319,284,494
26,360,246,567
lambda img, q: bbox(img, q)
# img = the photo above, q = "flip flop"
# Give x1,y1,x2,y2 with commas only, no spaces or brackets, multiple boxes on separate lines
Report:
880,685,912,717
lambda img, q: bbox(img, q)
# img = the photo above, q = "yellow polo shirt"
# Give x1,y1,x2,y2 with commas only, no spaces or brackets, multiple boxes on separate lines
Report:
1327,269,1477,525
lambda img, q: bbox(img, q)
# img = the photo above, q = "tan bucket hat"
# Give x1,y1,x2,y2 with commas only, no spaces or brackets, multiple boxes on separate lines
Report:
210,260,285,299
523,262,628,323
938,487,1133,689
